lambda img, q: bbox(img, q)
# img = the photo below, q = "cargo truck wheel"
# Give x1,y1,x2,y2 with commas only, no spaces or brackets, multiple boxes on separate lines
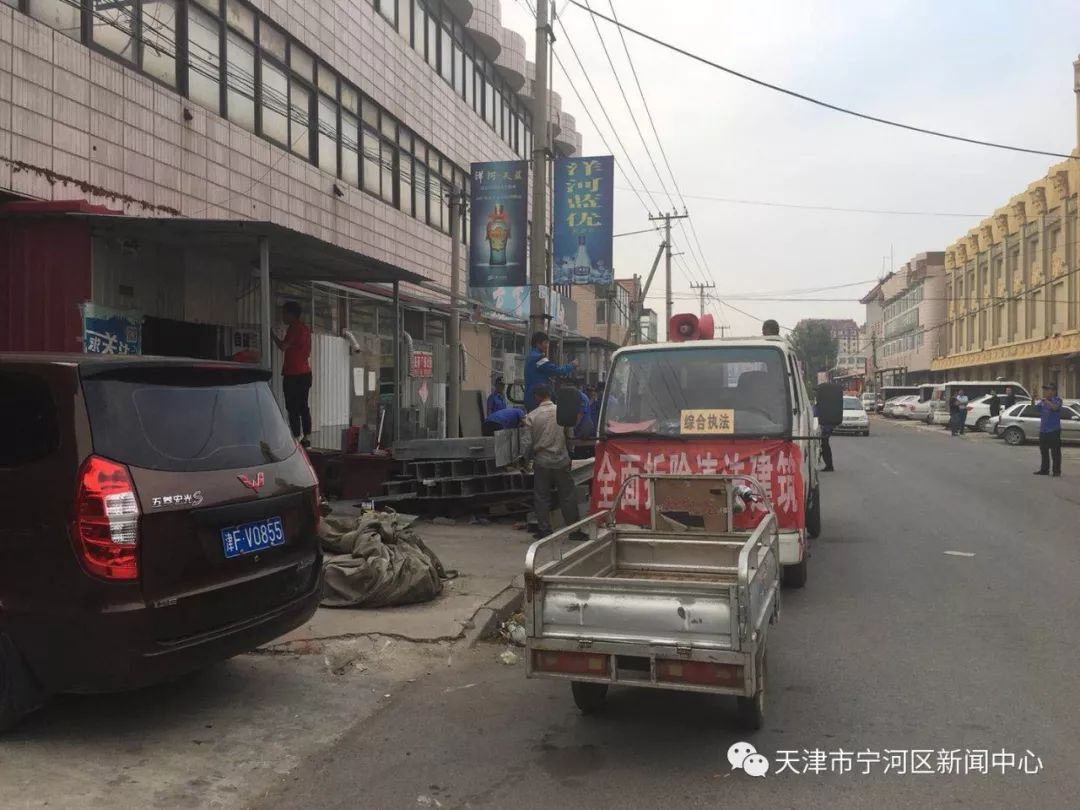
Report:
805,486,821,540
782,559,807,589
736,653,766,732
571,681,608,715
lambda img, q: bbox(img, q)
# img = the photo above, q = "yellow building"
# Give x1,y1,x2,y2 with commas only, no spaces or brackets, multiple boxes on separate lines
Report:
932,58,1080,395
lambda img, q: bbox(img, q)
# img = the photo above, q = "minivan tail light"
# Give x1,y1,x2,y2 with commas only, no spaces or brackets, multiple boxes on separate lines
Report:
299,444,321,532
74,455,140,580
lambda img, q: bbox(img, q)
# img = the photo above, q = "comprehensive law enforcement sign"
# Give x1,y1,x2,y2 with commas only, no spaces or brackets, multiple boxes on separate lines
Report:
553,155,615,285
469,160,528,288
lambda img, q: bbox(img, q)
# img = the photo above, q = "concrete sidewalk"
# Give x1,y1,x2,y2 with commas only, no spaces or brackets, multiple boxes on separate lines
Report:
266,513,532,651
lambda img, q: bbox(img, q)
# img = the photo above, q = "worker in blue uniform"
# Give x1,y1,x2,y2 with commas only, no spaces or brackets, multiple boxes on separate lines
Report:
524,331,577,410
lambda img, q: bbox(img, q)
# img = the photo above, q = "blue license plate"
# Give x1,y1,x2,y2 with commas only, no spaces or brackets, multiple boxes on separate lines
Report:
220,516,285,559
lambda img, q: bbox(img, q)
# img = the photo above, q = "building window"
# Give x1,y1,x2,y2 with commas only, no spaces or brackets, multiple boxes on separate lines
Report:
289,80,312,159
188,5,222,114
226,32,256,132
29,0,80,41
92,0,136,62
143,0,178,87
341,109,360,187
260,60,289,146
317,94,339,176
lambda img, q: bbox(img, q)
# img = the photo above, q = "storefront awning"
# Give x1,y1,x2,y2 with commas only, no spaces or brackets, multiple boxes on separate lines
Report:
63,211,427,287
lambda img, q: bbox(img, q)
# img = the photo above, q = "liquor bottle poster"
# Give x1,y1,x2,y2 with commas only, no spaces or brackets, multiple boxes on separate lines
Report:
469,160,528,288
553,155,615,285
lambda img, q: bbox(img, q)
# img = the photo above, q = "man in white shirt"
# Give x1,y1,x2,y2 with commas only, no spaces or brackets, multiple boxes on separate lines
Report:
522,385,582,538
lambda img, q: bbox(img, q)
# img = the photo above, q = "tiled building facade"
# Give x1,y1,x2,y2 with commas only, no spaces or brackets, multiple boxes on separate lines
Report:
0,0,580,301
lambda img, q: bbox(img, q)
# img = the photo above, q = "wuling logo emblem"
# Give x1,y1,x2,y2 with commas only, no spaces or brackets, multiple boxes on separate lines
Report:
237,472,265,494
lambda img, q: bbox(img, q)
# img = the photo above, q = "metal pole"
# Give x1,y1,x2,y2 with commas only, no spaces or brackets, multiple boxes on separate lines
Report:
691,281,716,317
622,241,665,345
529,0,551,338
392,280,401,445
1073,55,1080,155
258,236,271,371
447,190,462,438
664,216,673,327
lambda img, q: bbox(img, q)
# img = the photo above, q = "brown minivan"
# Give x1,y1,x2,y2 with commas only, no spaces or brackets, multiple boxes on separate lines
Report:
0,354,322,730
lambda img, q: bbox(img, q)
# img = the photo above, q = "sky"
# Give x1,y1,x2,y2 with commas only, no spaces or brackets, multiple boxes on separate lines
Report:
499,0,1080,337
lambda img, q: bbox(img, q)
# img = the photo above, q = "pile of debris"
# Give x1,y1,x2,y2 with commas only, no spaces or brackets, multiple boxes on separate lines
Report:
319,510,457,608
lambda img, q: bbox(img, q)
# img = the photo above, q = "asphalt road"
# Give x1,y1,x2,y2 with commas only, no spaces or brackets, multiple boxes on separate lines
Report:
257,418,1080,810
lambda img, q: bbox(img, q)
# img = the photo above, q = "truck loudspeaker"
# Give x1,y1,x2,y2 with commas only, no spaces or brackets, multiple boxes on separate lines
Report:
815,383,844,427
668,312,715,342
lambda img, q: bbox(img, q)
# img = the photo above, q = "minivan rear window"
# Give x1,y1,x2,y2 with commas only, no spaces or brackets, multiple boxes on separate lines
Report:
82,373,296,472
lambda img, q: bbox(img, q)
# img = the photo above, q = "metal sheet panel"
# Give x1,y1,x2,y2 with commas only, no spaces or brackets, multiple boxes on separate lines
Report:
0,216,92,351
270,332,350,449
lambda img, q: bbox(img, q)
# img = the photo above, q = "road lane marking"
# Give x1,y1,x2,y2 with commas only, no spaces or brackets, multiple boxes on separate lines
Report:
943,551,975,557
881,461,900,475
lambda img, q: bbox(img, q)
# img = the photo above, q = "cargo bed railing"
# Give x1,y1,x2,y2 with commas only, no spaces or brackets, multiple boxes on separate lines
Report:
525,475,780,646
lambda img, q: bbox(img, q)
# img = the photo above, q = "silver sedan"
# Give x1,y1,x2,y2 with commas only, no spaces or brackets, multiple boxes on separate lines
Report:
995,402,1080,446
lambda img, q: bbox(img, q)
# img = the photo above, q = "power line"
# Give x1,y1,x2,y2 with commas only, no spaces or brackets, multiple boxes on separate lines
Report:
603,0,714,286
567,0,1078,160
615,187,990,218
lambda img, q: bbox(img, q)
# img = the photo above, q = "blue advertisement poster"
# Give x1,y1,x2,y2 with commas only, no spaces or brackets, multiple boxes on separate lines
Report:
82,303,142,355
469,160,528,288
553,155,615,285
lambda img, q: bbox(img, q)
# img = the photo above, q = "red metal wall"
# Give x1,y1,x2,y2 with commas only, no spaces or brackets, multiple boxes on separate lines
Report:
0,204,94,352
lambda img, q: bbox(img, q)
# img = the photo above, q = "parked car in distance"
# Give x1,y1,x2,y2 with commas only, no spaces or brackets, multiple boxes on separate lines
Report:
927,380,1030,426
966,394,1032,432
835,396,870,435
886,395,919,419
909,397,934,423
0,354,323,732
860,392,876,412
996,401,1080,446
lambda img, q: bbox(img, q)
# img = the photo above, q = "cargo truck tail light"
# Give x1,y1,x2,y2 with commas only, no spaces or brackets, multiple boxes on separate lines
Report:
299,444,321,532
73,455,140,581
658,660,742,687
533,650,610,676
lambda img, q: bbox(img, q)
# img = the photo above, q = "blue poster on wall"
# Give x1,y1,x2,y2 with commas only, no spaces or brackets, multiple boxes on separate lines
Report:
469,160,529,288
82,303,142,355
553,155,615,285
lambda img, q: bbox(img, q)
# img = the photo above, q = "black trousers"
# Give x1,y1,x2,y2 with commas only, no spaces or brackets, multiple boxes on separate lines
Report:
820,434,833,469
481,420,499,437
283,372,312,437
1039,430,1062,474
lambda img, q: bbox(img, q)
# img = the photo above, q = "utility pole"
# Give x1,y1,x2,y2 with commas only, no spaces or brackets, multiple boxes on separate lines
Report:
622,240,666,346
649,211,688,327
529,0,552,339
718,325,729,338
690,281,715,317
447,189,465,438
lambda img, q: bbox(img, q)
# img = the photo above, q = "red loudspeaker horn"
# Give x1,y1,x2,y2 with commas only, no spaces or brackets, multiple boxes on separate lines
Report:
698,313,716,340
668,313,699,342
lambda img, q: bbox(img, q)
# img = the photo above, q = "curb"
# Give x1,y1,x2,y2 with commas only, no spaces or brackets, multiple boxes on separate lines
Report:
463,584,525,648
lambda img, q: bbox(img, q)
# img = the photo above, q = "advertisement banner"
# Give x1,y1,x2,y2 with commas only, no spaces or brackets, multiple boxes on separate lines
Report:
467,285,575,330
590,438,805,531
469,160,528,288
553,155,615,285
81,303,142,355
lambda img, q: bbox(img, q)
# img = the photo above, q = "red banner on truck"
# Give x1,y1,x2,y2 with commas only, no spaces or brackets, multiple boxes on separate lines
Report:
591,439,806,531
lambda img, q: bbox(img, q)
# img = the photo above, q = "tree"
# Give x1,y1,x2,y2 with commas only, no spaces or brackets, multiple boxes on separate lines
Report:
789,320,839,389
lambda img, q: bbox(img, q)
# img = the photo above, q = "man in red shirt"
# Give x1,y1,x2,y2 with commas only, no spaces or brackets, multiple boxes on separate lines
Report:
273,301,312,447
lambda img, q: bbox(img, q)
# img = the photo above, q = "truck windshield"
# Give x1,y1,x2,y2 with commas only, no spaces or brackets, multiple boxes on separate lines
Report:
601,346,791,437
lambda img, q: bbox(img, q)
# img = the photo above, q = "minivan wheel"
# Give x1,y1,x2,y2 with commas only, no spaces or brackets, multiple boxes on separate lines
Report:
0,634,43,734
1003,426,1025,446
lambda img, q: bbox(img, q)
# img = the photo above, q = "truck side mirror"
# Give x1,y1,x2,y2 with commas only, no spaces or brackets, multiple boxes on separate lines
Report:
556,387,581,427
815,383,844,427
